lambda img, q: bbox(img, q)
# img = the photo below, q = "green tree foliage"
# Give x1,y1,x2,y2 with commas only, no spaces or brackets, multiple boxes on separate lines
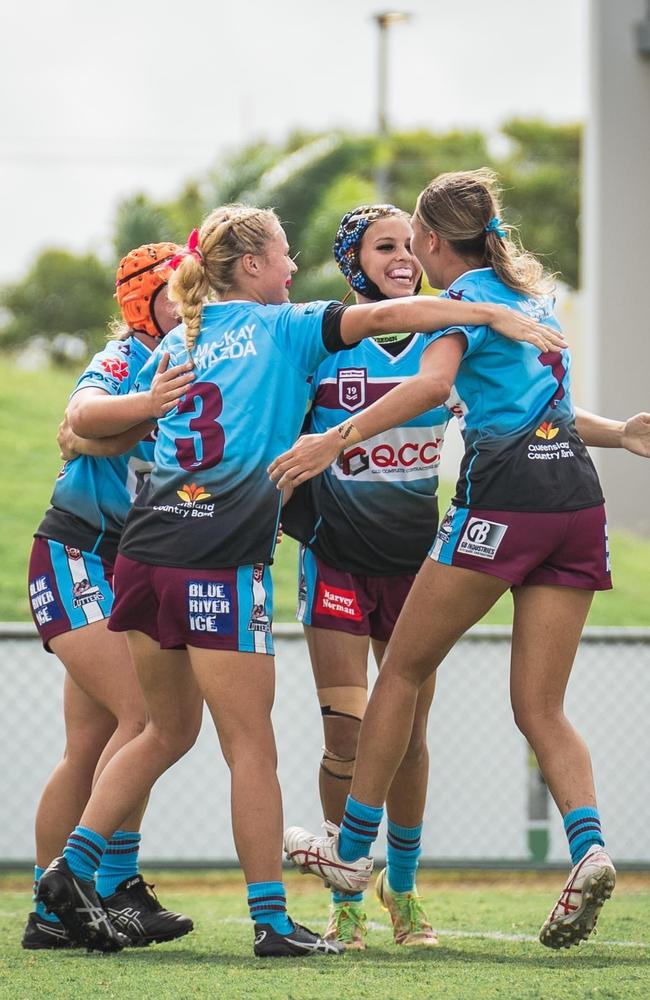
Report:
498,119,581,287
389,129,492,212
113,193,179,261
0,249,114,348
0,121,583,353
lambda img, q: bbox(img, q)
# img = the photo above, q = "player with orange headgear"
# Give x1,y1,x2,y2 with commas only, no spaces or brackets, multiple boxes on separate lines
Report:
115,242,179,340
23,244,197,952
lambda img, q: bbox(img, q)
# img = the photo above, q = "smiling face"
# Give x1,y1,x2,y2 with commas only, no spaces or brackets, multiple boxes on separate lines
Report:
256,224,298,304
358,216,422,299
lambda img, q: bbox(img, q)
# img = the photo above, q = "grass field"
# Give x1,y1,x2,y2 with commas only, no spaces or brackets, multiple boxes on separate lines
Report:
2,355,650,625
1,869,649,1000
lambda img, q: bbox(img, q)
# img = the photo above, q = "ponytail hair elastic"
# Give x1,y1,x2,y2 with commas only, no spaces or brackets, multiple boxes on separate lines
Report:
484,216,507,238
168,229,205,270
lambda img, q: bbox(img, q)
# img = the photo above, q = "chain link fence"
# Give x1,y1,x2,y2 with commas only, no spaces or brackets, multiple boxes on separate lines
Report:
1,623,648,867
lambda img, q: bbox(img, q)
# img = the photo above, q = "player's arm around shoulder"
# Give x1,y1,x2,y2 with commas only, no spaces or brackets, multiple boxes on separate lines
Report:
338,295,565,351
67,341,194,439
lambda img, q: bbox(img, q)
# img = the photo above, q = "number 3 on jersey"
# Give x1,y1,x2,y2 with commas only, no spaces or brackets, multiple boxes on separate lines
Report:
174,383,225,471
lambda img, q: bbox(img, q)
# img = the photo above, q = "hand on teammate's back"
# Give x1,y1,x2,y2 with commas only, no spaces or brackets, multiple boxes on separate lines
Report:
149,353,195,418
489,305,568,352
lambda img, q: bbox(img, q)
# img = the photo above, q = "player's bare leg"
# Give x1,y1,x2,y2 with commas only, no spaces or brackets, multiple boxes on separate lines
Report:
77,634,202,836
286,561,509,894
35,624,147,864
37,634,201,949
510,585,615,947
187,647,283,884
351,560,509,807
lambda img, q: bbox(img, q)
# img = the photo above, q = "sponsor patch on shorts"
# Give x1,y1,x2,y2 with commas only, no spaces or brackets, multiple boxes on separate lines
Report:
187,580,234,634
316,581,362,621
248,563,271,634
457,518,508,560
29,573,63,627
437,506,457,543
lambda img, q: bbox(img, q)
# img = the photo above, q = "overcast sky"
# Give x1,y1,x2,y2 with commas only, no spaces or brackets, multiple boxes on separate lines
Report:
0,0,588,282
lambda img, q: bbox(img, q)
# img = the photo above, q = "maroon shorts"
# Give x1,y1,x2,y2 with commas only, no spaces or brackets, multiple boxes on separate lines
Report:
297,546,415,642
28,536,115,651
108,555,274,654
429,503,612,590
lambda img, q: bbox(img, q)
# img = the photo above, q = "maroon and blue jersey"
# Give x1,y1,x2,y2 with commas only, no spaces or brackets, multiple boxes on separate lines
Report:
423,268,603,512
291,335,453,575
37,337,155,560
118,300,348,569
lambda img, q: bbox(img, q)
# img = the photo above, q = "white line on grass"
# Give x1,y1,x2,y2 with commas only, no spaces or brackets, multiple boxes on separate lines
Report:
220,917,647,949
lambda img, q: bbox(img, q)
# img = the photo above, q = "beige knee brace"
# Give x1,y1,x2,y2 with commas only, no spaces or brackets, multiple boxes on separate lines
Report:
317,685,368,780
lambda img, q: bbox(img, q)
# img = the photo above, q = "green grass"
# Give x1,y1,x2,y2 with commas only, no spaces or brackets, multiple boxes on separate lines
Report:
1,870,648,1000
2,355,649,625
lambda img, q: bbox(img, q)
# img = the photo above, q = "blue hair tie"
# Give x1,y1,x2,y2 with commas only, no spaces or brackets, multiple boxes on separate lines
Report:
485,216,507,238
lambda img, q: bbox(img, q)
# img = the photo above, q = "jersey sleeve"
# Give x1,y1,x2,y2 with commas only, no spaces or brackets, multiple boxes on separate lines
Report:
421,283,490,358
72,340,142,397
266,301,349,376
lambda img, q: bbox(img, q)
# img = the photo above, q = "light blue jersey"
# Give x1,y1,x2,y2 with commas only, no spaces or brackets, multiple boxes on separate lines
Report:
287,334,452,574
119,300,346,568
423,268,602,511
37,336,155,559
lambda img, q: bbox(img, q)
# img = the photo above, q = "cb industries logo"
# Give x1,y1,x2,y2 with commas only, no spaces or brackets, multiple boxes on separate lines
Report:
458,517,508,560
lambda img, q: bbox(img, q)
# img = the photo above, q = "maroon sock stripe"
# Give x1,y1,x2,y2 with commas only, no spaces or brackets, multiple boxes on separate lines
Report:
342,810,379,830
387,832,421,847
565,816,601,836
568,824,602,843
67,842,102,866
342,819,379,839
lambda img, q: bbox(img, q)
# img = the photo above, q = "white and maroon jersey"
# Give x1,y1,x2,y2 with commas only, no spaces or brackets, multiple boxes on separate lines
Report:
292,334,453,575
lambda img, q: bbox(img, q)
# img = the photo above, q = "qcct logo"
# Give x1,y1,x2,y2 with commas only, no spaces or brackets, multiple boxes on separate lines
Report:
338,439,443,477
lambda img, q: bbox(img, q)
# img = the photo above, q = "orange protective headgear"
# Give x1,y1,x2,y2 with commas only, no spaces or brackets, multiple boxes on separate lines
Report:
115,242,179,338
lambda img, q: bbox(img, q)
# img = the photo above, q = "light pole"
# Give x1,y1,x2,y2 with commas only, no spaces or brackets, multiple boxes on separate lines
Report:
372,10,412,199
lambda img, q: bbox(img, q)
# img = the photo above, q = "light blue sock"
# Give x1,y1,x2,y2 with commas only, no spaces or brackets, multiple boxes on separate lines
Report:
564,807,604,865
63,826,107,883
386,819,422,893
96,831,141,898
34,865,61,923
338,795,383,863
332,889,364,904
247,881,293,935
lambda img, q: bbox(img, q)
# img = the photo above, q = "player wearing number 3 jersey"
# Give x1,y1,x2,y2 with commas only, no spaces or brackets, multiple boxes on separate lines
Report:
35,203,556,957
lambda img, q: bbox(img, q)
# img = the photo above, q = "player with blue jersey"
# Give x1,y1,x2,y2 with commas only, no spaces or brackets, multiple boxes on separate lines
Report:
36,204,561,958
25,244,197,952
272,170,650,951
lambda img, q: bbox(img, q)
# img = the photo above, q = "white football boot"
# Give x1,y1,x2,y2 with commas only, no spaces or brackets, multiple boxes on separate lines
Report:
539,845,616,949
284,821,373,894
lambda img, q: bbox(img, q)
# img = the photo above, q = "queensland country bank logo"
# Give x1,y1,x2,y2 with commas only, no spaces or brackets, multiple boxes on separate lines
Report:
535,421,559,440
153,482,214,519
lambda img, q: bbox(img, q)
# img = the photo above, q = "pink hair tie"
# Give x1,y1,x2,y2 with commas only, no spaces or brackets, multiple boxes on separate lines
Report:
168,229,205,270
